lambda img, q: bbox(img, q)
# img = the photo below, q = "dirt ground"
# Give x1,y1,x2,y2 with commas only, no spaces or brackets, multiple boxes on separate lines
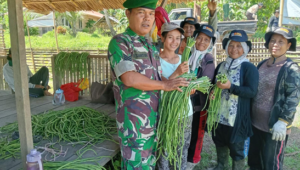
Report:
195,106,300,170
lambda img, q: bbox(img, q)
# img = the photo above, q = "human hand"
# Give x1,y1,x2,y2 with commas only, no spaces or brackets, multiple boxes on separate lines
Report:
207,0,217,16
209,90,215,100
272,120,287,141
163,78,189,92
190,89,196,95
175,61,189,76
217,80,231,89
35,85,44,89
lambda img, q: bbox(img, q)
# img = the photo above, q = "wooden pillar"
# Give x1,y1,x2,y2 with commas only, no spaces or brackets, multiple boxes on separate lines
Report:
7,0,33,169
53,11,59,53
25,17,36,72
279,0,284,27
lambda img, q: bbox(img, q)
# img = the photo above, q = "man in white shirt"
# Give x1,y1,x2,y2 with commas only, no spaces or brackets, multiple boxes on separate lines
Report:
3,48,52,97
246,3,263,20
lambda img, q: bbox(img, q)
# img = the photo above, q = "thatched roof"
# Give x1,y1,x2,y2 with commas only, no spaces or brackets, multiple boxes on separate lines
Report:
23,0,197,14
94,16,119,29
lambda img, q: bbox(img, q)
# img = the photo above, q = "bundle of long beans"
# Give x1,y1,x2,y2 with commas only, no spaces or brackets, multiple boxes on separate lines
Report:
181,37,196,63
157,76,211,169
55,52,89,84
0,106,117,159
206,74,228,133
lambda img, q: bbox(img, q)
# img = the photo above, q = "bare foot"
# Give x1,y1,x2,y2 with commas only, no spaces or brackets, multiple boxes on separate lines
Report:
44,90,53,96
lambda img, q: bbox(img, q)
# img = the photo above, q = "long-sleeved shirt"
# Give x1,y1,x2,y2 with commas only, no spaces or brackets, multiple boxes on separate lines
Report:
3,62,35,91
267,16,279,31
247,4,259,14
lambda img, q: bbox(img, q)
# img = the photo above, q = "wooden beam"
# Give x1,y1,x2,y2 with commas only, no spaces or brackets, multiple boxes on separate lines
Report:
7,0,33,169
279,0,284,27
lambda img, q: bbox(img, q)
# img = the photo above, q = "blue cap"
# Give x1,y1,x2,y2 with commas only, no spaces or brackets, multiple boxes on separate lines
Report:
193,24,216,45
222,30,252,52
265,27,296,51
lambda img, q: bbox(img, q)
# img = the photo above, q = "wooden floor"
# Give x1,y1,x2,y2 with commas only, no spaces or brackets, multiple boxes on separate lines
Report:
0,90,119,170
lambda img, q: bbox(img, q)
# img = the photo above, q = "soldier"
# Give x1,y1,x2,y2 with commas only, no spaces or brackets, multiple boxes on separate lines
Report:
107,0,189,169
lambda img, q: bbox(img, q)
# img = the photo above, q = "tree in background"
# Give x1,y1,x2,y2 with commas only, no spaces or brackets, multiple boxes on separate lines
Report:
85,19,96,33
197,0,279,32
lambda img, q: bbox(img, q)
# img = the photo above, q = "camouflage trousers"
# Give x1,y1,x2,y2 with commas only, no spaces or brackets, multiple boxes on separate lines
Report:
156,115,193,170
119,134,158,170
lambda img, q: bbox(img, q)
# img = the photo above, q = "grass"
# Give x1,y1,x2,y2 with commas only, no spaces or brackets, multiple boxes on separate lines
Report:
284,143,300,170
3,30,112,50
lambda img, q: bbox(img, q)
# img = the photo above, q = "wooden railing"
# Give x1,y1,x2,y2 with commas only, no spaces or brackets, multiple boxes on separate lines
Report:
51,54,111,96
0,40,299,91
214,38,300,65
0,48,108,91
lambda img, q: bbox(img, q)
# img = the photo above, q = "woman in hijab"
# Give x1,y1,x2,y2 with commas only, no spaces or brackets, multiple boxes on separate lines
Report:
248,27,300,170
210,30,259,170
186,24,216,169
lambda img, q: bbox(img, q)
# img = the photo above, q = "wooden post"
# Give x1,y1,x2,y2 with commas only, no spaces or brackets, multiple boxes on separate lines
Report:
279,0,284,27
160,0,168,8
7,0,33,169
25,17,36,72
53,11,59,53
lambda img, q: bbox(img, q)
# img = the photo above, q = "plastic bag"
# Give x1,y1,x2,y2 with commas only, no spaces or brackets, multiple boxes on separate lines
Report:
76,78,89,90
60,83,82,102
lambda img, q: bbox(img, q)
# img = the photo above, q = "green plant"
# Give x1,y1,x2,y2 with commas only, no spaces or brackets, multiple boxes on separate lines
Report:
57,26,66,34
82,28,89,33
91,33,99,38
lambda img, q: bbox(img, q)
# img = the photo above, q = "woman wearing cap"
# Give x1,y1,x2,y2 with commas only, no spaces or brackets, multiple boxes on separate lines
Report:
248,27,300,170
210,30,259,170
157,22,195,170
177,0,218,55
185,24,216,168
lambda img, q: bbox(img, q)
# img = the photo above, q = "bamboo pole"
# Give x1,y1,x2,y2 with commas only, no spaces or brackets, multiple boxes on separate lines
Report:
279,0,284,27
25,17,36,72
52,11,59,53
160,0,168,8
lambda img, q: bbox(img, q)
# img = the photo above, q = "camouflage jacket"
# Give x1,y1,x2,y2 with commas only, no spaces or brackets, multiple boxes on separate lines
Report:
108,27,162,140
257,57,300,129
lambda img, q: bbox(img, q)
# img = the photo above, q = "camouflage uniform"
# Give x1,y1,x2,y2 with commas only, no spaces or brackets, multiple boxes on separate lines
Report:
108,27,162,170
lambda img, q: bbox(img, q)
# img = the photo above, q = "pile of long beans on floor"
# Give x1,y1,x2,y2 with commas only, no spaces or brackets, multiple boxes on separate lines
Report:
157,75,211,169
0,106,117,159
206,74,228,133
43,156,108,170
181,37,196,63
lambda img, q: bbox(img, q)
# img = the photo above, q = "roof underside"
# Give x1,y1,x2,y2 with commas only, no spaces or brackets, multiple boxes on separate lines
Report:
22,0,197,14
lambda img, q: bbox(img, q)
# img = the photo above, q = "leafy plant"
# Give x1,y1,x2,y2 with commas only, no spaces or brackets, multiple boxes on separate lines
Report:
57,26,66,34
82,28,89,33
